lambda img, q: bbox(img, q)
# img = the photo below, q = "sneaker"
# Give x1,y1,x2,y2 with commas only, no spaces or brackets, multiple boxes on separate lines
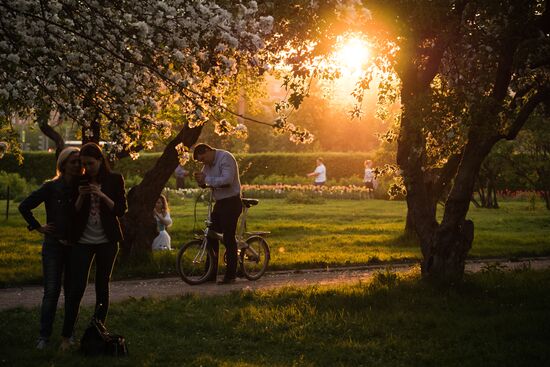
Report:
36,337,49,350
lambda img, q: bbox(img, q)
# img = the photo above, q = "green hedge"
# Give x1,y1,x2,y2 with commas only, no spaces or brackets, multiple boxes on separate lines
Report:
0,152,56,184
235,152,371,182
0,151,373,184
115,152,373,183
0,171,33,201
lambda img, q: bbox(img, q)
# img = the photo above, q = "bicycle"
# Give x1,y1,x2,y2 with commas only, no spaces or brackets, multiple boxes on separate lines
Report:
176,189,271,285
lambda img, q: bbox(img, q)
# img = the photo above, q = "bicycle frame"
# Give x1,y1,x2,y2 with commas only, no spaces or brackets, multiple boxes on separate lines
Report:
178,188,270,284
198,189,264,243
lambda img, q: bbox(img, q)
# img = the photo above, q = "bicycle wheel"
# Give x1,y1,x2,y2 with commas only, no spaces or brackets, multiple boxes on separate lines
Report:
240,236,270,280
176,239,214,285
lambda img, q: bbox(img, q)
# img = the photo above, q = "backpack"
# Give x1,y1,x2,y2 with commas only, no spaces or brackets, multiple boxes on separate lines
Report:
80,316,128,357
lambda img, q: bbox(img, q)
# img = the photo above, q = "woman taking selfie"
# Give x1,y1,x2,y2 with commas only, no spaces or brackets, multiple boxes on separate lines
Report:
18,147,81,349
61,142,126,350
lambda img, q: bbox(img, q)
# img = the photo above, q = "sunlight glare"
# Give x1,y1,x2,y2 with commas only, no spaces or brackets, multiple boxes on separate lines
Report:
334,36,370,76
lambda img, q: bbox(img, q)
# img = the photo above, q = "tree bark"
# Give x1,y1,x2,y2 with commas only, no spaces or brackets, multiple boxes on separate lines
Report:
397,70,495,283
543,191,550,210
119,123,203,260
36,106,65,157
423,132,499,283
396,69,440,255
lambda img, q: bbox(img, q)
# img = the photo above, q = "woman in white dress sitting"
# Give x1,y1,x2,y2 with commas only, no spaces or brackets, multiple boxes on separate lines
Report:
152,194,173,251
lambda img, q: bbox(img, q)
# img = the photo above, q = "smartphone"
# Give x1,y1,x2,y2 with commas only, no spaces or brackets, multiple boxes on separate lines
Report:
79,177,89,187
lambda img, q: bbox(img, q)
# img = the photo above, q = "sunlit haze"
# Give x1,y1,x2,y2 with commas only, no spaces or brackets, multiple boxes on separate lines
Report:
333,36,370,76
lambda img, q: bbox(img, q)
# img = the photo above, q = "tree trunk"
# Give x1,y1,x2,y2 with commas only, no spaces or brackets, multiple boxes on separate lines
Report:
396,76,440,258
404,209,416,238
470,194,481,208
119,123,203,260
543,191,550,210
397,69,498,283
36,106,65,157
478,186,487,207
475,165,499,208
422,133,497,283
489,182,499,209
424,219,474,283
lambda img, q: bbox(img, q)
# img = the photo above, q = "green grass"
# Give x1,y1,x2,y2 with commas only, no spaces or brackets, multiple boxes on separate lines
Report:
1,268,549,366
1,198,550,286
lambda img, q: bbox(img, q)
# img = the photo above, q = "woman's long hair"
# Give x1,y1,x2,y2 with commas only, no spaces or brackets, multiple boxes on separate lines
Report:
80,142,111,181
157,194,169,215
54,147,80,179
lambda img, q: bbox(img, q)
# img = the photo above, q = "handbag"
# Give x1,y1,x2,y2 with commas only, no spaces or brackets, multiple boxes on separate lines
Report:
80,315,128,357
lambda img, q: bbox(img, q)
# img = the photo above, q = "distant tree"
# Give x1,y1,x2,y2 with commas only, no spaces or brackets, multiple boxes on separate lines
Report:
506,109,550,210
473,142,513,209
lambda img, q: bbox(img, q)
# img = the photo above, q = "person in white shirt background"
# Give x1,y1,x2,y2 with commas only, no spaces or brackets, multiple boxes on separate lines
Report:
363,159,376,199
307,157,326,186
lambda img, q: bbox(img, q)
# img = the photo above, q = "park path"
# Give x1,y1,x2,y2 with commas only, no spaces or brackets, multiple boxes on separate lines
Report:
1,257,550,311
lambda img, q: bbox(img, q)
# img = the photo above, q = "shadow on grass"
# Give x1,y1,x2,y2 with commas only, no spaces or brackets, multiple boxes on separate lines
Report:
2,268,549,367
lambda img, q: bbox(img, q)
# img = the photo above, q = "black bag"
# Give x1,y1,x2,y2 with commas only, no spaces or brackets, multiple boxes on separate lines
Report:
80,316,128,357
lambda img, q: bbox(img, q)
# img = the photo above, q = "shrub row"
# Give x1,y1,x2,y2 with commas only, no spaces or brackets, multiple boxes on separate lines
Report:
235,152,372,183
1,151,373,184
0,171,33,201
0,152,57,183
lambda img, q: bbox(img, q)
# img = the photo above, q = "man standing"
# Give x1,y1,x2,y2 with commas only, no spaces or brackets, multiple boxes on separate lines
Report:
193,143,242,284
307,157,327,186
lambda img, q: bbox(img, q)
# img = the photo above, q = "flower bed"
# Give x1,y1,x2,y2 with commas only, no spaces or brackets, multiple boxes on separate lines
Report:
164,184,375,200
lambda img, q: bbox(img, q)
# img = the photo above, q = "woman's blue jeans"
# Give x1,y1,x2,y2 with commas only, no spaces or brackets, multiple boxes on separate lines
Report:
40,240,71,339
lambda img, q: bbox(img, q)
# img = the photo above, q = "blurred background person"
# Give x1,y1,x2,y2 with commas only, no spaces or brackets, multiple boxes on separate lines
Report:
152,194,173,251
307,157,326,186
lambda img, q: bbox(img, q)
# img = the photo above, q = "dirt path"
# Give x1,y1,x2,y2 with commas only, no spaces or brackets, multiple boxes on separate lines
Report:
2,257,550,311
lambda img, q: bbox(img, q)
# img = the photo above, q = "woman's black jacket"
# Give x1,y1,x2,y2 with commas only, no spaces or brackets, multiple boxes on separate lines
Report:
70,172,127,244
18,178,76,243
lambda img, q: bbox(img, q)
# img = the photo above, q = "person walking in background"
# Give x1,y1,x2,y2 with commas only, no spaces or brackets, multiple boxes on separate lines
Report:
193,143,242,285
152,194,173,251
307,157,326,186
174,164,187,189
61,142,126,350
363,159,376,199
18,147,82,350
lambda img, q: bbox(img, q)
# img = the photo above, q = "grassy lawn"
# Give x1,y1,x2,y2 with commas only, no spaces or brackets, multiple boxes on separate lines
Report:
1,268,549,366
1,198,549,286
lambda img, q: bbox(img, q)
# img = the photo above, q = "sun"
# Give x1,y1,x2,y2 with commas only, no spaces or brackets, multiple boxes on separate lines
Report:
333,36,370,76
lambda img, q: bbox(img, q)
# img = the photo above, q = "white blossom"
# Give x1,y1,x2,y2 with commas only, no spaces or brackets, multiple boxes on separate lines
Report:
0,0,278,152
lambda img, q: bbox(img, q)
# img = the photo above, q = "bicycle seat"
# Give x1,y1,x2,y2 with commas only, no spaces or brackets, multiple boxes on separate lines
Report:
242,198,259,207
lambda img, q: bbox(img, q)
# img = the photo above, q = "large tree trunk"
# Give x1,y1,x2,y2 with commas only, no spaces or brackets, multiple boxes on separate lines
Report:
397,74,440,257
423,132,498,283
397,75,495,283
119,123,203,260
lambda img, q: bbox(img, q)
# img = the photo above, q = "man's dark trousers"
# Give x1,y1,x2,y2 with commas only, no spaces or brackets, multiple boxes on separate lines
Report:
207,195,242,280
